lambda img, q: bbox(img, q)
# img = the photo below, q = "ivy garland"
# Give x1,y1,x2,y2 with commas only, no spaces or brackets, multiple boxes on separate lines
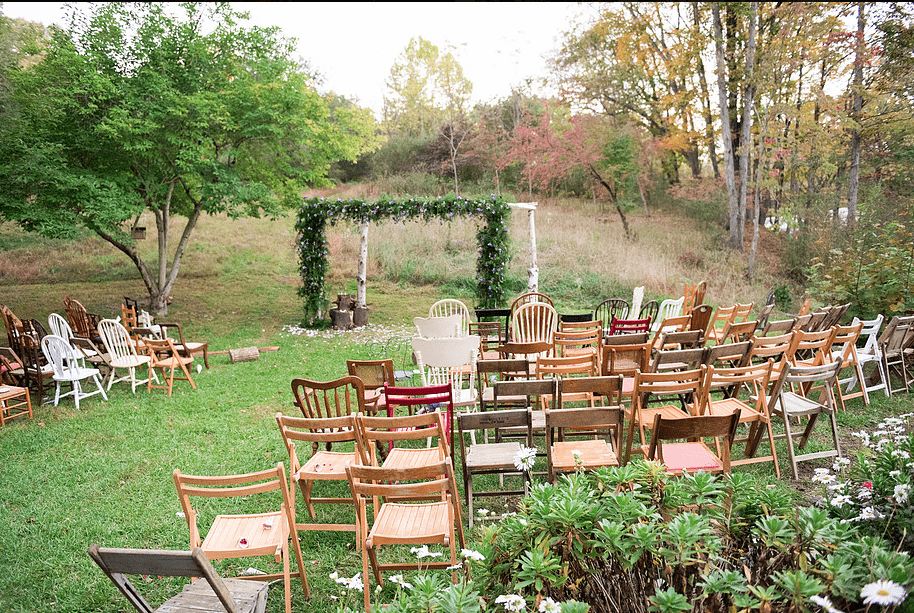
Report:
295,195,511,322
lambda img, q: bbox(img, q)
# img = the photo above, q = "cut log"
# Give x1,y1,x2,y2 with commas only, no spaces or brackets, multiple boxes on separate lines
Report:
229,346,260,363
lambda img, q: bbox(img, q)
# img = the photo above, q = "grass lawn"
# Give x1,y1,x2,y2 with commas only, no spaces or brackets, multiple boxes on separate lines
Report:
1,202,912,612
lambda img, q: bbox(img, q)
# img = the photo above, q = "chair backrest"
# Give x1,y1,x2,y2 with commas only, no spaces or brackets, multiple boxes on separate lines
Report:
121,304,139,331
47,312,74,342
457,408,533,447
767,360,843,409
536,354,596,381
720,320,759,344
0,304,23,347
831,321,864,363
761,317,797,337
708,305,737,333
412,336,480,398
853,315,883,355
650,346,707,373
358,403,451,464
511,292,554,315
493,377,557,411
610,317,651,335
276,412,360,466
601,341,652,378
560,374,623,408
512,302,558,354
638,300,660,328
647,411,740,473
346,359,395,392
656,329,704,350
630,286,645,319
633,368,705,415
143,337,183,364
88,545,242,613
747,332,794,366
881,322,914,357
41,334,80,378
703,341,752,367
653,314,691,335
757,302,775,328
733,302,754,323
98,319,139,362
688,305,714,336
803,310,830,332
291,376,366,419
602,332,649,346
701,360,774,413
797,298,812,316
786,326,838,366
414,314,463,339
793,314,812,331
657,297,685,323
682,280,707,314
64,296,98,338
545,405,624,449
594,298,630,330
428,299,471,336
469,321,503,353
553,327,601,360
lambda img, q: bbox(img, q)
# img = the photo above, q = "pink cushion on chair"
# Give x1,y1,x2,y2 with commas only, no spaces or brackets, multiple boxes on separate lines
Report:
1,362,20,372
658,443,722,473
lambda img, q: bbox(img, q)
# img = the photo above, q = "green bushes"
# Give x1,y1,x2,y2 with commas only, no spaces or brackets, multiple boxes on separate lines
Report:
471,461,912,613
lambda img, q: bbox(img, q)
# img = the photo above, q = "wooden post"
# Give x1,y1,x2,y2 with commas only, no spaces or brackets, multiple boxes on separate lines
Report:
357,221,368,307
510,202,538,293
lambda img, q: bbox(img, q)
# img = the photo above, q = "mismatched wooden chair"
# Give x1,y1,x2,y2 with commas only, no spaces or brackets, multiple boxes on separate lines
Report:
346,359,395,415
88,545,269,613
625,368,704,463
144,337,196,396
647,410,739,476
594,298,630,335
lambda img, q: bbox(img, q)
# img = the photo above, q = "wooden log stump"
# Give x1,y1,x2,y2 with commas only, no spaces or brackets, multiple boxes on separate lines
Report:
229,346,260,363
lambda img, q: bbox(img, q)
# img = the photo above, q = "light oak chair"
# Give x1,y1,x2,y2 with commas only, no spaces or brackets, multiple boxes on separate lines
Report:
173,463,309,613
346,359,395,415
144,337,196,396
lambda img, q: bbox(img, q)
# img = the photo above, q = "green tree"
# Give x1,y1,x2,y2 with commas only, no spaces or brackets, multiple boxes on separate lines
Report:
0,2,379,313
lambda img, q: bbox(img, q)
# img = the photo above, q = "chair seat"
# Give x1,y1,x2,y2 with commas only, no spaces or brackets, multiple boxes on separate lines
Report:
110,355,150,369
708,398,762,423
202,512,286,560
299,451,357,481
777,392,833,417
160,576,269,613
52,365,102,382
153,355,194,368
552,439,617,472
658,442,724,473
383,447,443,470
465,441,522,471
176,342,206,352
369,502,451,546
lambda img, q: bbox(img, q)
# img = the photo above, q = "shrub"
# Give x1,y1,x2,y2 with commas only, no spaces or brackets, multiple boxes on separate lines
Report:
473,461,913,613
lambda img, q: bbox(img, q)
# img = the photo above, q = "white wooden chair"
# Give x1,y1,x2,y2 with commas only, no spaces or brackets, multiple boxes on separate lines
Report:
428,299,471,336
48,311,96,366
98,319,154,393
40,334,107,409
651,297,685,332
412,335,480,409
413,314,463,338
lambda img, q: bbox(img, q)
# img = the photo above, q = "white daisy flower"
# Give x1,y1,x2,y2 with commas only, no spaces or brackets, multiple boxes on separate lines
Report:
861,580,907,606
810,594,843,613
830,495,852,508
461,548,486,561
894,483,910,504
513,446,537,472
495,594,527,611
389,574,413,590
539,597,562,612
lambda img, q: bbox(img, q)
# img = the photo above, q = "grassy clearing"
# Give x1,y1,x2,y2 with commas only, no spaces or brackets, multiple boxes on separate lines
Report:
0,192,892,612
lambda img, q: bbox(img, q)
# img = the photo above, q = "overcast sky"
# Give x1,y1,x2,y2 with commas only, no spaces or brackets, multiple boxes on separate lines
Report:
2,2,590,115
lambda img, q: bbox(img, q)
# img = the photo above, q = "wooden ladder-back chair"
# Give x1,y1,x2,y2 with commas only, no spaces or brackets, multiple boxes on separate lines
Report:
346,461,464,612
652,297,685,332
41,334,108,409
700,360,780,477
536,353,598,411
347,359,394,415
594,299,630,335
841,316,888,403
172,463,310,613
610,317,651,336
767,360,843,480
682,280,707,315
511,302,558,358
144,337,196,396
98,319,153,393
456,408,533,527
647,410,740,476
88,545,269,613
689,304,714,338
275,412,361,541
291,376,366,430
428,299,471,336
625,368,704,463
829,321,866,411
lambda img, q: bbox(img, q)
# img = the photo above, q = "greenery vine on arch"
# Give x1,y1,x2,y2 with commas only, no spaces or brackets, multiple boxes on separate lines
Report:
296,195,511,321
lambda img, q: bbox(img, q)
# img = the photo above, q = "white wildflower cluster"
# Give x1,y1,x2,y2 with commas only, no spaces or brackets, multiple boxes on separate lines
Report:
513,446,537,472
411,545,443,559
495,594,527,611
539,597,562,612
389,574,413,590
461,548,486,561
810,594,843,613
329,571,363,591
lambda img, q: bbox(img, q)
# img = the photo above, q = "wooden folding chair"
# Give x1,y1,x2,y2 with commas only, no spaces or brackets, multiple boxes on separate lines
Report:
173,463,309,613
704,305,737,345
346,461,464,612
647,410,740,476
625,368,704,463
144,337,196,396
600,340,652,404
358,398,451,470
88,545,269,613
829,321,867,410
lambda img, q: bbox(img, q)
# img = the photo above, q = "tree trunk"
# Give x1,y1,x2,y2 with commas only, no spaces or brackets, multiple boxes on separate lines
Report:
357,221,369,307
714,4,740,250
694,2,720,180
846,1,865,229
737,2,758,249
